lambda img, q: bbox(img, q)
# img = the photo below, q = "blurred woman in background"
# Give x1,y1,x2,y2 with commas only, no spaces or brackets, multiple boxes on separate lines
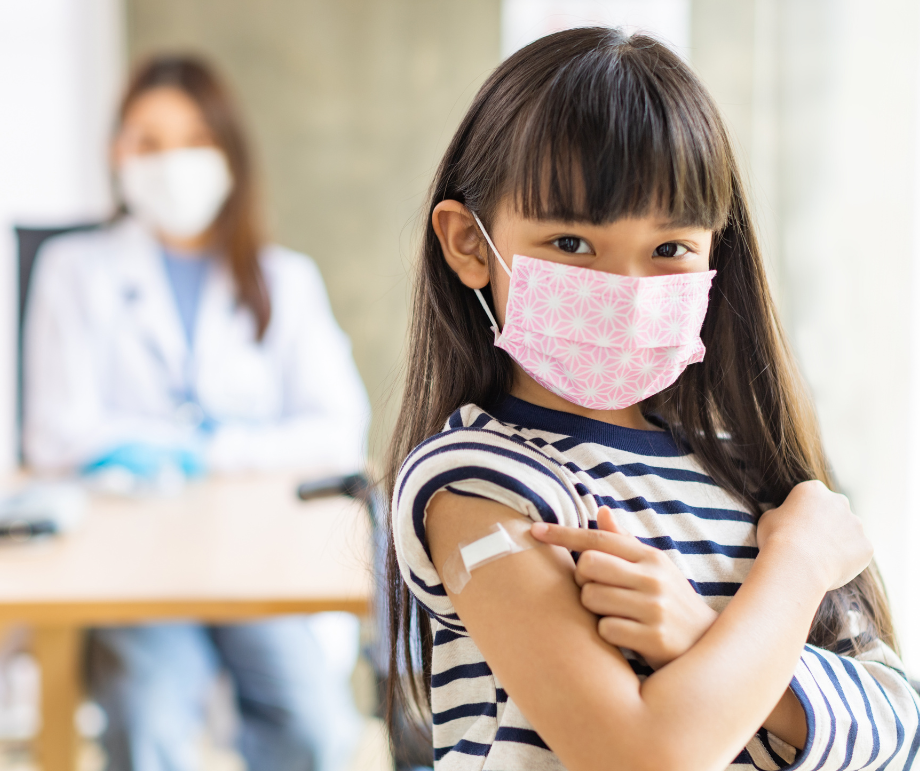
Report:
23,55,368,771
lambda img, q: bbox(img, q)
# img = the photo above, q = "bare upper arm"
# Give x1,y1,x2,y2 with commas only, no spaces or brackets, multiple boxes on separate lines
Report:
425,491,651,771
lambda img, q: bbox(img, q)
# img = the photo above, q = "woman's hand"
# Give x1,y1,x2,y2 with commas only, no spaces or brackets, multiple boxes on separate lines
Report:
756,480,873,590
532,507,718,669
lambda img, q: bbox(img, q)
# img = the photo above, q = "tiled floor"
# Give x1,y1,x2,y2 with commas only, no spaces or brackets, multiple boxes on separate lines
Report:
195,718,393,771
0,717,392,771
0,613,399,771
0,637,394,771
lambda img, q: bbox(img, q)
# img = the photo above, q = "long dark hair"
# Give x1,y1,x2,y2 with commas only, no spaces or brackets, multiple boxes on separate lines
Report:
383,27,897,744
117,55,271,339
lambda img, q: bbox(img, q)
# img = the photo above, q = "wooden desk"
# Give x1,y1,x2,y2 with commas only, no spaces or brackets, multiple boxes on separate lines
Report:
0,474,373,771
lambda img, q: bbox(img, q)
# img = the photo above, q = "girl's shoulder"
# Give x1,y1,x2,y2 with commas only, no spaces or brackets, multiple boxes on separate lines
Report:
394,402,583,529
392,402,586,621
400,402,556,469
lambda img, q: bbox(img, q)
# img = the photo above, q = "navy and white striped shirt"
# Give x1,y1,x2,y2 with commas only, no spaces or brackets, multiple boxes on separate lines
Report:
393,396,920,770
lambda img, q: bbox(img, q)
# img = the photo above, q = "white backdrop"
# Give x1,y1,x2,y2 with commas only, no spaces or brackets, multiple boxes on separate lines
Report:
501,0,690,58
0,0,124,471
691,0,920,667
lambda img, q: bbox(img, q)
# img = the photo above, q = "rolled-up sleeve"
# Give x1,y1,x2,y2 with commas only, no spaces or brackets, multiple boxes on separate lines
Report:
779,640,920,770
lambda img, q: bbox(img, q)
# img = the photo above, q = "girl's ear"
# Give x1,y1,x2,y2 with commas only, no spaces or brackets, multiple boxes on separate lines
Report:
432,200,490,289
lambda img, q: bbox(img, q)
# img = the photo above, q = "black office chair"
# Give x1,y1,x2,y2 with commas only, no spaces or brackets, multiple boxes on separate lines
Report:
15,224,102,329
15,223,102,459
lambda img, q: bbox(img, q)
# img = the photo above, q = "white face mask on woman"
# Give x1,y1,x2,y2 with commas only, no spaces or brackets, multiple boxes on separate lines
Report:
119,147,233,239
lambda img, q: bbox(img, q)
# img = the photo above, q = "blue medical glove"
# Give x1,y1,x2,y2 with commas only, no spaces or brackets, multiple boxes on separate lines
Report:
82,442,206,480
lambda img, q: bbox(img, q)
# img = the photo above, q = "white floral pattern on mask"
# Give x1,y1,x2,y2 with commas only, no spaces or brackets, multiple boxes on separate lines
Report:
468,212,716,411
496,255,715,410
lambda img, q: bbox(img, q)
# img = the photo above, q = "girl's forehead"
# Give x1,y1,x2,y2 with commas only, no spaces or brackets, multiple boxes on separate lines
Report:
496,205,714,235
496,183,725,232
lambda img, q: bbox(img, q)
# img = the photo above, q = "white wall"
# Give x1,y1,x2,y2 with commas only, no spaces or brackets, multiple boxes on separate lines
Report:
501,0,690,59
0,0,124,470
693,0,920,667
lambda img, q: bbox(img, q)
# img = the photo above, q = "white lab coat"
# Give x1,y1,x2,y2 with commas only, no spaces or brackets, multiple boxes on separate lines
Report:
23,216,370,474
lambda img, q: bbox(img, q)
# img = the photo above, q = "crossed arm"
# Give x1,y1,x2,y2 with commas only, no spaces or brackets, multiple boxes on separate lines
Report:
426,483,868,771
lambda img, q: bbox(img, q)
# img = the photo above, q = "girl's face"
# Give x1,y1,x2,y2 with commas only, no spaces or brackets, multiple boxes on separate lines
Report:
113,86,217,162
433,198,714,427
483,199,713,328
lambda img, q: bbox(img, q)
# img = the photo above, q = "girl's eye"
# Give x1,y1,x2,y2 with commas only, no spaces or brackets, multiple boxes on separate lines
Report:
654,242,690,258
554,236,592,254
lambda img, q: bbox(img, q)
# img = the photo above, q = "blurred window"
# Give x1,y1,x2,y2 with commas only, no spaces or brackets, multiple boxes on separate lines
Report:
501,0,690,59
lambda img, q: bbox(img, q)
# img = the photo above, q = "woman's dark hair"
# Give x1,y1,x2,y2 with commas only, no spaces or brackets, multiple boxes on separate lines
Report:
116,54,271,339
383,27,897,746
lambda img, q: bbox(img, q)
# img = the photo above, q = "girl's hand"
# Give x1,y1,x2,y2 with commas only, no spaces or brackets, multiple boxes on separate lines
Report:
756,481,873,590
532,507,718,670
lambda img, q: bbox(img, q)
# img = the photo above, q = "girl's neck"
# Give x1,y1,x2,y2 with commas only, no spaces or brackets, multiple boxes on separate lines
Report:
509,368,661,431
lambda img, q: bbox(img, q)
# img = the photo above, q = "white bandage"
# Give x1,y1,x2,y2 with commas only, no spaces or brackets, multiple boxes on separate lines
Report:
441,523,532,594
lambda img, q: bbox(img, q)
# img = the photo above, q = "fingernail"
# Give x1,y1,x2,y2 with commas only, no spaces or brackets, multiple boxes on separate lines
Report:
531,522,549,537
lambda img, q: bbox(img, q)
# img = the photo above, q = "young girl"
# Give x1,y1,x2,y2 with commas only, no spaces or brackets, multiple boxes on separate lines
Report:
385,28,920,771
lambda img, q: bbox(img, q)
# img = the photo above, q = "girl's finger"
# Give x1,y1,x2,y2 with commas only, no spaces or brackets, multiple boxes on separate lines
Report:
596,615,650,652
580,582,648,620
596,506,636,538
596,506,619,533
531,521,646,561
575,549,644,588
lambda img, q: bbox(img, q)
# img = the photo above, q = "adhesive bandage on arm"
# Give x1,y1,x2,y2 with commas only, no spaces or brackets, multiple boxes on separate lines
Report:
441,523,533,594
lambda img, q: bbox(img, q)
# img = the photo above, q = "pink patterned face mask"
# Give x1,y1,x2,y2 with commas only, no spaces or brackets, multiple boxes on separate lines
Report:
470,213,716,411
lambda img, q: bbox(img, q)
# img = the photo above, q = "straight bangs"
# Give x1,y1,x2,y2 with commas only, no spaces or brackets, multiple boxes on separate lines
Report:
502,32,733,231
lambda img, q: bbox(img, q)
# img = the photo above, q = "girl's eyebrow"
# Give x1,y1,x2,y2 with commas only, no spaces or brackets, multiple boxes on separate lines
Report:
653,219,710,233
529,219,594,228
530,218,711,233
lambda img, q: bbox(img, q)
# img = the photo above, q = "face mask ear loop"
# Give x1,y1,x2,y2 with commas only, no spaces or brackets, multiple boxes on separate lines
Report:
472,288,501,339
470,212,512,277
469,211,511,340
